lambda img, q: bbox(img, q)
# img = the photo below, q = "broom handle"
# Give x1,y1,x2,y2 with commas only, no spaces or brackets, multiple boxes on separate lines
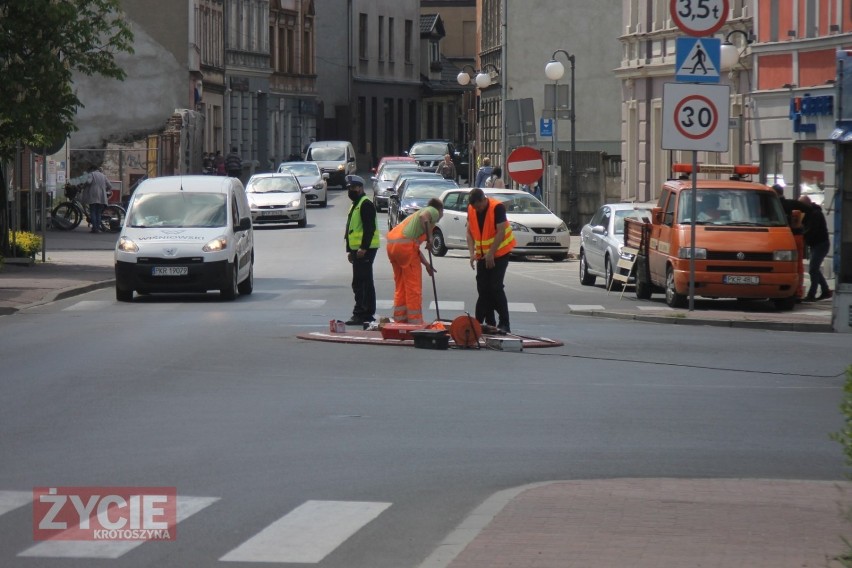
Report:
427,245,440,321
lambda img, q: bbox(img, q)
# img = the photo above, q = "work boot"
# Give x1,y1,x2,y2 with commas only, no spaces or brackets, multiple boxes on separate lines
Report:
818,290,833,301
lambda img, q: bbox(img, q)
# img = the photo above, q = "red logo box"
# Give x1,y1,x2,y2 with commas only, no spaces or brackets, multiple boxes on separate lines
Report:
33,487,177,541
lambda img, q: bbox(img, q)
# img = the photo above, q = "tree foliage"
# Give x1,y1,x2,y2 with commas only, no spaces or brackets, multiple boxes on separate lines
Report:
0,0,134,161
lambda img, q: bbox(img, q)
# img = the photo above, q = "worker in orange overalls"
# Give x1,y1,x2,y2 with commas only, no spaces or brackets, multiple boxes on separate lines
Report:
386,198,444,324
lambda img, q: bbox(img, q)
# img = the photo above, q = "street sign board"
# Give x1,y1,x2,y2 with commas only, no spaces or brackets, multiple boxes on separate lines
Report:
540,118,553,137
670,0,728,36
675,37,721,83
662,83,730,151
506,146,545,185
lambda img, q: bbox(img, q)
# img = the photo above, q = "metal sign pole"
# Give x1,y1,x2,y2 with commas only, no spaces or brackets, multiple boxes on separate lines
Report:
689,150,697,310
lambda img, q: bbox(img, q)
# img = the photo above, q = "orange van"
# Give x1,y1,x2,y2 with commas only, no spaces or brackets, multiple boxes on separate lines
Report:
633,166,799,309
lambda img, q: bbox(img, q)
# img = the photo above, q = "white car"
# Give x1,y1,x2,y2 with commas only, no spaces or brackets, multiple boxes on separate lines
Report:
431,188,571,261
278,161,328,207
579,202,653,289
245,172,307,228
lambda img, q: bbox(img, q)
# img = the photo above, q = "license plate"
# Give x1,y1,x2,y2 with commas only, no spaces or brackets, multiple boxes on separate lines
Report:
724,275,759,285
152,266,188,277
260,210,281,217
533,236,556,242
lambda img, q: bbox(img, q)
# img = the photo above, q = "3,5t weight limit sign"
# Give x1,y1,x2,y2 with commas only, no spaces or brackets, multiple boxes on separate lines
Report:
662,83,730,151
670,0,728,36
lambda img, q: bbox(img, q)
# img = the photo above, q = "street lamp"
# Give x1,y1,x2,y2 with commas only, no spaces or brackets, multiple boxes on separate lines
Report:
720,29,754,71
457,63,500,182
545,49,576,232
719,30,754,163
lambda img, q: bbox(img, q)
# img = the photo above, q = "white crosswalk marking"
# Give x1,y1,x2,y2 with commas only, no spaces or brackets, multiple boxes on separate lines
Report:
0,491,32,517
428,301,465,311
286,299,326,308
507,302,536,312
376,300,394,310
219,500,391,564
18,496,218,559
568,304,605,311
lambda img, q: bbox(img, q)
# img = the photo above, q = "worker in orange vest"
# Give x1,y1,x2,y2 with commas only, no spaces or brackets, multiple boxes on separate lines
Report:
466,188,516,333
386,198,444,324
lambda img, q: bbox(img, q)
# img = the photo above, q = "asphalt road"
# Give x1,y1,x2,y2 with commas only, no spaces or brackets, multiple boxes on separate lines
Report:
0,187,848,567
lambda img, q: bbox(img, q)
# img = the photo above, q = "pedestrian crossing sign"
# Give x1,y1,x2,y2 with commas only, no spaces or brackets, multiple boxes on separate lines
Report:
675,37,721,83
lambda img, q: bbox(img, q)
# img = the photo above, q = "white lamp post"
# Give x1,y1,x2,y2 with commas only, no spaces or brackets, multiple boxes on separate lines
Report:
545,50,576,230
457,64,499,183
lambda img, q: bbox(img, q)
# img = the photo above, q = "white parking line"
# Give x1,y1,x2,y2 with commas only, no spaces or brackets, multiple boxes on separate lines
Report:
219,500,391,564
18,496,218,559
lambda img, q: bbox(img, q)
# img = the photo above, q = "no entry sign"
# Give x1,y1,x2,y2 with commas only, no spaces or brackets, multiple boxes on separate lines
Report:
662,83,730,152
506,146,544,185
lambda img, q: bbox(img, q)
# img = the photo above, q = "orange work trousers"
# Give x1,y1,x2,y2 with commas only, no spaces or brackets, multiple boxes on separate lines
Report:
387,240,424,324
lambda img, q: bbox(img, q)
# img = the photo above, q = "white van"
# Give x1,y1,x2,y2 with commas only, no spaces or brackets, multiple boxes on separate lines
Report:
304,140,357,187
114,176,254,302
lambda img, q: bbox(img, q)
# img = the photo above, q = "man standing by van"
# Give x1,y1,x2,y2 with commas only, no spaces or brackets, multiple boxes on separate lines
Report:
344,175,379,326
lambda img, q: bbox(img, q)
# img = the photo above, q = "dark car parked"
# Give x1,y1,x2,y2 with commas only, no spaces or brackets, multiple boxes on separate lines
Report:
387,178,459,229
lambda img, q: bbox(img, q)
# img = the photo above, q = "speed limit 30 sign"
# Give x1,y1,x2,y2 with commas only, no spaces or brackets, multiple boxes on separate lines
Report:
662,83,730,151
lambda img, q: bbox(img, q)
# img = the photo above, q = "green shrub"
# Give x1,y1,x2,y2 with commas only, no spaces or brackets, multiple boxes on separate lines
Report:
7,230,42,258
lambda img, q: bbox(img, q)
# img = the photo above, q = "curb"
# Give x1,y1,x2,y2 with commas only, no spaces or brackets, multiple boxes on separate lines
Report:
569,309,835,333
0,279,115,316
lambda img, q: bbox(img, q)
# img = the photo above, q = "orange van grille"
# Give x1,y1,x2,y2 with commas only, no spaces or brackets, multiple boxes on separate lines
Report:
706,266,775,273
707,252,774,261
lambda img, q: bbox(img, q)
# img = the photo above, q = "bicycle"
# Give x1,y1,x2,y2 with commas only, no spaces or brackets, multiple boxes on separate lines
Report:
51,183,126,232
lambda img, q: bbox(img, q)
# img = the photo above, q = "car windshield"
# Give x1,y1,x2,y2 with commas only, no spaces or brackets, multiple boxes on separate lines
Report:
490,193,552,214
677,189,787,226
403,181,457,199
128,192,227,228
247,177,301,194
410,142,447,155
614,209,652,233
381,165,421,181
308,147,346,161
279,163,319,176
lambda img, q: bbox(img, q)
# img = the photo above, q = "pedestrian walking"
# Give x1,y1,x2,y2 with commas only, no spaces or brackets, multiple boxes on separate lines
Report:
81,165,112,233
386,199,444,324
799,195,833,301
466,187,516,332
474,157,494,188
225,147,242,178
485,166,506,188
213,151,226,175
435,154,457,181
344,175,380,326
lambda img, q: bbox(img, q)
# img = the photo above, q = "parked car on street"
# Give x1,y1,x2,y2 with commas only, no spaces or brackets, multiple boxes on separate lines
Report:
407,140,458,172
579,203,654,289
431,188,570,261
278,161,328,207
388,178,459,229
304,140,356,187
373,155,416,172
244,172,307,228
370,162,423,211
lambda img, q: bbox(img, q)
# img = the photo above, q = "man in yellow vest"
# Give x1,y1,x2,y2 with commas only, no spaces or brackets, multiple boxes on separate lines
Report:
466,188,515,333
344,175,380,326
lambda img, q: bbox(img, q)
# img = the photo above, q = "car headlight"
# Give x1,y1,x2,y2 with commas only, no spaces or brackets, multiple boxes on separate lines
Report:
774,250,797,261
203,236,228,252
677,247,707,259
314,183,324,189
117,236,138,253
288,199,302,208
556,222,568,232
509,221,530,232
337,164,345,171
619,246,636,261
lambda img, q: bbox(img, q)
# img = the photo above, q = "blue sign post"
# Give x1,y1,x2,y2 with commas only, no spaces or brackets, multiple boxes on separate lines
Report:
540,118,553,137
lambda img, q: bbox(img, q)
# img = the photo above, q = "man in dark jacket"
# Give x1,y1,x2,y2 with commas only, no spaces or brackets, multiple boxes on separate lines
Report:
799,195,832,301
225,147,242,178
344,175,379,326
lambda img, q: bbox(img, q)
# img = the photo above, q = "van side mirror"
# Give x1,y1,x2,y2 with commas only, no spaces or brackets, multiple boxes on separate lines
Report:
322,173,329,180
348,156,355,163
238,217,252,231
651,207,663,225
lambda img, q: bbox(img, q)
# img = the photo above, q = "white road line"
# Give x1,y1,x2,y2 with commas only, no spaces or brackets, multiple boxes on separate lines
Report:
568,304,606,311
0,491,32,517
219,500,391,564
507,302,536,312
428,301,465,311
18,496,218,559
63,301,110,311
376,300,394,309
286,299,326,308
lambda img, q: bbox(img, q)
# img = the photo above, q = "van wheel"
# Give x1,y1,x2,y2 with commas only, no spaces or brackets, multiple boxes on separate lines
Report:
579,251,596,285
773,295,796,311
116,287,133,302
635,278,652,300
238,261,254,295
431,228,447,256
665,266,687,308
221,262,238,301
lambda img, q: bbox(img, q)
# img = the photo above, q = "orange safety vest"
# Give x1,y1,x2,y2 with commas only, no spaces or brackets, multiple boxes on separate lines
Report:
467,197,515,258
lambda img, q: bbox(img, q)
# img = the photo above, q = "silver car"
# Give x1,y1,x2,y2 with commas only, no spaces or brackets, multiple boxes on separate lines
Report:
245,172,307,228
278,161,328,208
431,188,570,262
579,203,653,289
370,162,422,211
